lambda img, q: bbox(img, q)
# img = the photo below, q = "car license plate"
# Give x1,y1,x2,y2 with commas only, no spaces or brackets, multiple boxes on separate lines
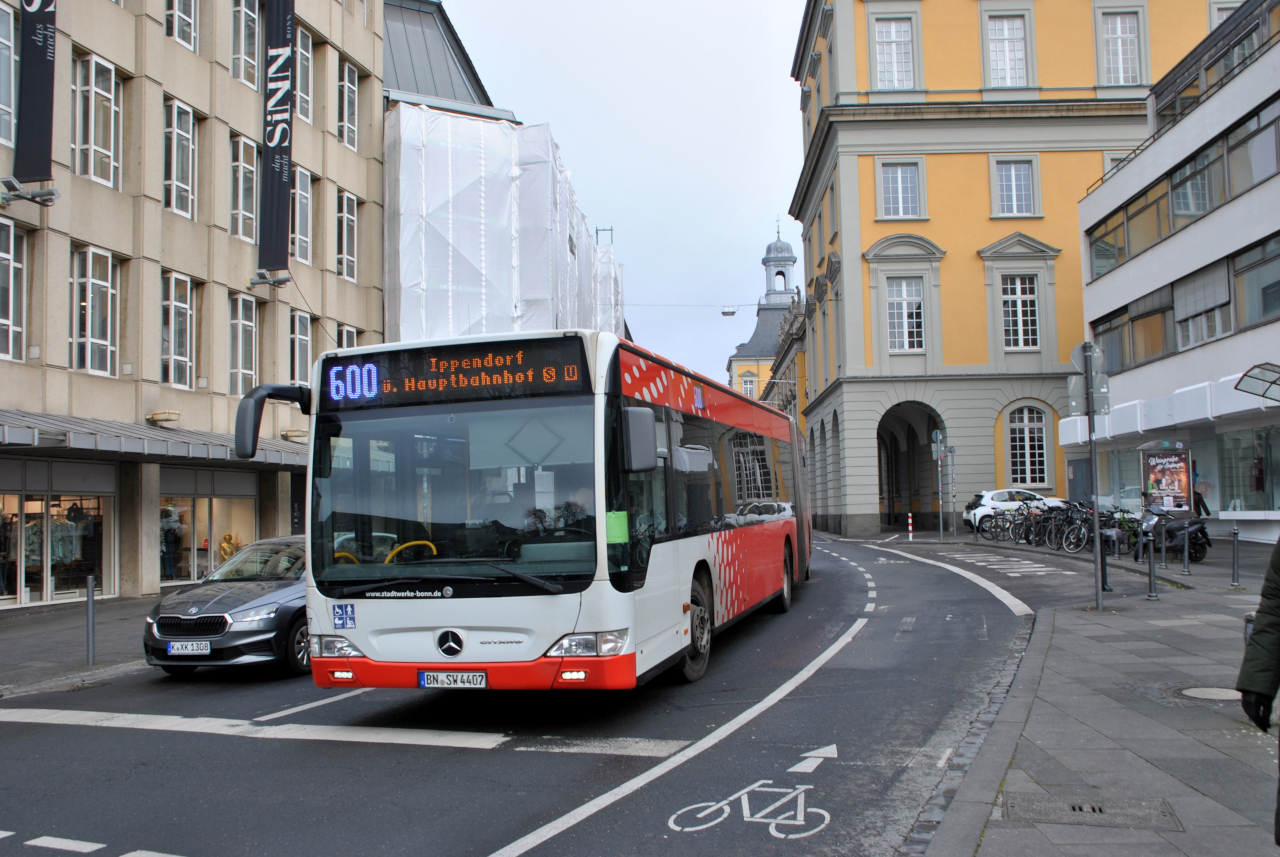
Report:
419,671,487,689
167,641,211,656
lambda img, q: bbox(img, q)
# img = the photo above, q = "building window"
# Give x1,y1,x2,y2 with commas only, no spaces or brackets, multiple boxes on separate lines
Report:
875,19,914,90
166,0,197,52
828,179,839,239
1227,102,1279,198
826,39,838,102
0,219,24,361
0,9,16,147
290,310,311,385
881,163,920,218
291,167,312,264
296,28,313,123
741,376,756,398
231,136,258,242
988,16,1027,87
71,55,123,188
164,99,197,219
886,277,924,351
1008,407,1046,486
1233,233,1280,329
339,324,359,349
338,60,358,150
995,160,1035,215
161,273,195,389
229,295,256,395
337,190,357,281
1211,3,1240,28
1101,12,1140,85
1091,287,1175,374
231,0,259,89
69,247,119,376
1002,275,1039,349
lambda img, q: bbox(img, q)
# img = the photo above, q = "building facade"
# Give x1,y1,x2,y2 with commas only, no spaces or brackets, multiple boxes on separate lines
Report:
1062,0,1280,542
727,236,797,400
790,0,1221,536
0,0,499,610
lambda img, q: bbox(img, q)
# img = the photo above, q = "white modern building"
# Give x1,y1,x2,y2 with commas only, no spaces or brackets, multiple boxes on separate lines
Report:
1063,0,1280,542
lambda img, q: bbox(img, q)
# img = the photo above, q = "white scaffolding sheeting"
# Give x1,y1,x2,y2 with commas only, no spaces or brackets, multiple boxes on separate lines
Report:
384,103,625,342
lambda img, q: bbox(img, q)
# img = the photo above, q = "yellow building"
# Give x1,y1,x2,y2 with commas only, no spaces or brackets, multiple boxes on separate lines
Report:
790,0,1221,536
726,236,798,399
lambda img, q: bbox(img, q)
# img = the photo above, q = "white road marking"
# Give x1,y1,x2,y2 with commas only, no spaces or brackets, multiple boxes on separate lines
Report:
24,837,105,853
863,573,872,579
867,547,1033,617
802,744,838,758
253,687,373,722
865,603,875,613
0,831,13,840
120,852,188,857
486,618,871,857
0,708,507,750
885,534,900,541
513,737,690,758
787,756,824,773
936,748,953,768
868,591,877,598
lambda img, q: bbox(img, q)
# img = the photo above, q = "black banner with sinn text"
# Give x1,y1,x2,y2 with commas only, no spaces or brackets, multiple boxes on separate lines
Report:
13,0,58,183
258,0,294,272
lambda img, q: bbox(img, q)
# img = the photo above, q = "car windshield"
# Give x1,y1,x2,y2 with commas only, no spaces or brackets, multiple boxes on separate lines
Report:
207,543,306,581
311,397,597,587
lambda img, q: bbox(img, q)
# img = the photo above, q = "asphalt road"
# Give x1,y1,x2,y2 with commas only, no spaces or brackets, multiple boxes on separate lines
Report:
0,536,1117,857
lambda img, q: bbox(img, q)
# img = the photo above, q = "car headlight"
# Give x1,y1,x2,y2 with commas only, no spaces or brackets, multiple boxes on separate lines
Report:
546,629,628,658
230,603,280,625
310,635,366,658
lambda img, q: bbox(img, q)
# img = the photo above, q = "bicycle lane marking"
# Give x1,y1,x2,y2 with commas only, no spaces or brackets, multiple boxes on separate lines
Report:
863,546,1033,617
486,617,871,857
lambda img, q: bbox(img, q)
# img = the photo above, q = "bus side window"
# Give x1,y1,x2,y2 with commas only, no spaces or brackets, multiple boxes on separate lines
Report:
669,411,718,535
626,404,667,570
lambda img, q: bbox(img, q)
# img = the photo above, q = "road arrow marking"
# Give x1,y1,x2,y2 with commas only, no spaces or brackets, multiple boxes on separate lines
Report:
803,744,838,758
787,744,838,773
787,757,823,773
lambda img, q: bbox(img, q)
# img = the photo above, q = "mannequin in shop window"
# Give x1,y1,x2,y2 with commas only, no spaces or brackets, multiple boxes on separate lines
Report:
160,506,186,581
219,533,242,563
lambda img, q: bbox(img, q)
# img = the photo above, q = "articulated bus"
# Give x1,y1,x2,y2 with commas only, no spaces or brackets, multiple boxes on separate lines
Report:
235,330,809,690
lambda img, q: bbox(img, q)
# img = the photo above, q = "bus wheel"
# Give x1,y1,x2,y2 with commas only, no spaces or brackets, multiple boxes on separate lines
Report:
680,578,712,683
773,543,793,613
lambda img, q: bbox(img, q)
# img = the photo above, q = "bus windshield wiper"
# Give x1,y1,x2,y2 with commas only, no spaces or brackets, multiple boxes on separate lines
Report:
331,577,432,597
475,561,564,594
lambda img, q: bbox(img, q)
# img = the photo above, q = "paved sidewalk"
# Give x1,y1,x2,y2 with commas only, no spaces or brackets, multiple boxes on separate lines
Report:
0,594,161,695
927,555,1279,855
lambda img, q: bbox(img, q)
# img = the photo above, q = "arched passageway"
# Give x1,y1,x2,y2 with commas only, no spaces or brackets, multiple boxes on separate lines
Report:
877,402,948,531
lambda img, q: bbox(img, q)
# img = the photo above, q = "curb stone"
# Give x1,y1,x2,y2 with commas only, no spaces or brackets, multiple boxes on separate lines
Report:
920,607,1054,857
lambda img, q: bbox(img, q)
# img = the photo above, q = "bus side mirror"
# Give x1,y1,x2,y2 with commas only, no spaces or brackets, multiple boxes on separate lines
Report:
235,384,312,459
622,407,658,472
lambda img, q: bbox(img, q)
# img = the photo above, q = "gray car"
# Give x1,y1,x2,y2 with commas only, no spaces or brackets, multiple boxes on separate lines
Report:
143,536,310,677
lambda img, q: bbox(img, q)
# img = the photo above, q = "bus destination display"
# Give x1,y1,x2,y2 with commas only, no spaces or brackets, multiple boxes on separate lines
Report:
319,338,591,411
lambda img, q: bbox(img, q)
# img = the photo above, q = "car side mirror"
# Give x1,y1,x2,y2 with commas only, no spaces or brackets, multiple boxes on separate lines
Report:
622,407,658,472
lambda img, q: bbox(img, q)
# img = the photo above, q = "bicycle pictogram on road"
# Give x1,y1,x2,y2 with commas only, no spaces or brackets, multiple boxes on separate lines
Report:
667,779,831,840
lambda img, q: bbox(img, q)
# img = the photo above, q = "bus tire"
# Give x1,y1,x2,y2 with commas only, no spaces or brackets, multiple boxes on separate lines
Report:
680,577,712,683
772,543,793,613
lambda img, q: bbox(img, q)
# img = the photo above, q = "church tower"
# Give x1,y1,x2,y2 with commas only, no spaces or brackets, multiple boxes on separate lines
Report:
726,231,799,398
762,228,798,305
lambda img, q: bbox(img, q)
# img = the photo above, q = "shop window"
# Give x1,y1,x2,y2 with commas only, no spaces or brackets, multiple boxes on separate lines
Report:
1233,233,1280,328
1217,427,1278,512
0,495,17,607
161,495,258,582
0,219,25,361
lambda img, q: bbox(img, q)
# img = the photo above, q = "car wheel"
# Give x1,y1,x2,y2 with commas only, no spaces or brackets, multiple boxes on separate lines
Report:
680,578,712,683
772,544,793,613
285,614,311,676
160,665,197,678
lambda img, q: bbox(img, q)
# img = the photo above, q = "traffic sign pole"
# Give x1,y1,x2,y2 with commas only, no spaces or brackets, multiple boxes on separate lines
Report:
1084,343,1103,612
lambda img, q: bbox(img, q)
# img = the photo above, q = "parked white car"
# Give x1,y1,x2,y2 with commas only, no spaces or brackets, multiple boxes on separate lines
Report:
963,490,1066,529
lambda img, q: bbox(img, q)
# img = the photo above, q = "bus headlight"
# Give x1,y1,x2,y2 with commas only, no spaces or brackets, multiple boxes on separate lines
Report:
546,630,628,658
310,635,366,658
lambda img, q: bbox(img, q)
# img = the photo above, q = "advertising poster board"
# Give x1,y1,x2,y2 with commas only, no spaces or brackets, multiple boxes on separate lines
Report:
1145,451,1190,509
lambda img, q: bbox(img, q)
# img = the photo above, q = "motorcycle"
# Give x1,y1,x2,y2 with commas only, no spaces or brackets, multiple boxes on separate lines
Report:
1133,505,1210,563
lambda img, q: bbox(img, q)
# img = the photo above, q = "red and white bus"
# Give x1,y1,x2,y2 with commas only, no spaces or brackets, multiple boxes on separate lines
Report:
235,330,809,690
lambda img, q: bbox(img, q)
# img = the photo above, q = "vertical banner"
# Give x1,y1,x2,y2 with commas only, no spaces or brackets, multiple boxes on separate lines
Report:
13,0,58,183
258,0,294,272
1145,451,1189,509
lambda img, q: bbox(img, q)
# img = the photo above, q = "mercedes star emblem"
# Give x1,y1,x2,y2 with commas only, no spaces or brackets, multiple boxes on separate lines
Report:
443,586,453,598
437,630,463,657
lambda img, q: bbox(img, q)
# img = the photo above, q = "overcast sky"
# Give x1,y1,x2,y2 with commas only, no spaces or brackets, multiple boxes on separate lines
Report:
446,0,808,382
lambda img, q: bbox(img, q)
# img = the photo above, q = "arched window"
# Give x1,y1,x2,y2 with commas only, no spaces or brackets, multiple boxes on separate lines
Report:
774,271,787,292
1008,406,1046,485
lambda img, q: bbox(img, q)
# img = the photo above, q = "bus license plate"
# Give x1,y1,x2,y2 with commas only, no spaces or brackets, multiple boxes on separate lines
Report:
167,641,211,655
419,671,487,689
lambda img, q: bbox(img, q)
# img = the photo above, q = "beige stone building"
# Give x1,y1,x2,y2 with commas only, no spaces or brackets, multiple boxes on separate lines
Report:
0,0,499,608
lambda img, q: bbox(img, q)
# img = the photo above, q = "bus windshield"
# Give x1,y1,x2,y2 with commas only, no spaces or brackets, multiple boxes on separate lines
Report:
311,397,596,591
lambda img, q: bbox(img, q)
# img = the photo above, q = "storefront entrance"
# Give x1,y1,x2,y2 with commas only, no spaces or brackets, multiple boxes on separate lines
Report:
159,467,258,585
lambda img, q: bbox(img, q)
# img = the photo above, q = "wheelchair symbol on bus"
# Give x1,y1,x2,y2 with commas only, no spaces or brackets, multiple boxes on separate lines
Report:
668,779,830,840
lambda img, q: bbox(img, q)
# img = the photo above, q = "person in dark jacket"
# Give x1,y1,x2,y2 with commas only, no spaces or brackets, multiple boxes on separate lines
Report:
1237,537,1280,845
